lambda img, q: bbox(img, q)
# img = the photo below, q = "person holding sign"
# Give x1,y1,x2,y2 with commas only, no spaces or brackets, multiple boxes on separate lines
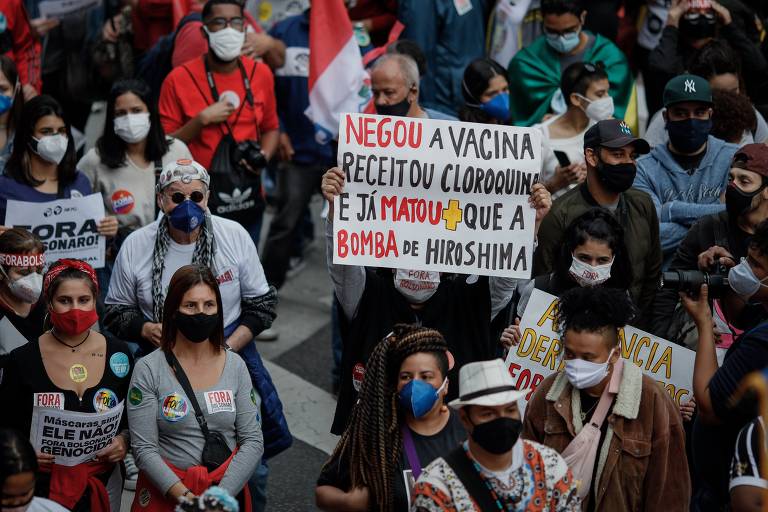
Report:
411,359,579,512
127,265,263,511
501,208,633,350
0,95,118,238
523,287,690,511
0,228,46,351
321,166,553,435
0,259,133,512
0,429,68,512
316,325,465,512
534,118,660,327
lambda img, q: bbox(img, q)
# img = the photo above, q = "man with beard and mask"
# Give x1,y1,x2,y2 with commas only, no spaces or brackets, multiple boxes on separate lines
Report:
534,119,661,327
411,359,579,512
680,221,768,510
159,0,279,246
104,159,289,512
634,74,738,265
321,167,553,435
524,287,690,512
651,144,768,341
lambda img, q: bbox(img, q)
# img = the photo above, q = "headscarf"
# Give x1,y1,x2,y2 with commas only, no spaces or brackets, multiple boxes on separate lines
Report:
43,259,99,296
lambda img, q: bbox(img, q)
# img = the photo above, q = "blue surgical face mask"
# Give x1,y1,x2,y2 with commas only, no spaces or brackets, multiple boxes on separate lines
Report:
168,199,206,233
398,377,447,418
545,29,581,54
481,92,511,122
0,94,13,115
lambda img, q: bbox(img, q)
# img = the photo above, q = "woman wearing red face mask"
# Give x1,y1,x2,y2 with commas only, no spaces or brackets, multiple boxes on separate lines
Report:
0,259,133,512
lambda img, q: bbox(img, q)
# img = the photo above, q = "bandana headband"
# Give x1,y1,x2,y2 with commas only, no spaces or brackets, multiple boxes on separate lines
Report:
43,259,98,295
0,253,44,267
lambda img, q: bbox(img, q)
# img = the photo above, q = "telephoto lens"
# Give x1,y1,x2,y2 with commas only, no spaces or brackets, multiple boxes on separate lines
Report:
660,268,730,298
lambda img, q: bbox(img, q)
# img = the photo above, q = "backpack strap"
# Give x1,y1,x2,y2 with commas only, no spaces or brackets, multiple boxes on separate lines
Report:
443,446,500,511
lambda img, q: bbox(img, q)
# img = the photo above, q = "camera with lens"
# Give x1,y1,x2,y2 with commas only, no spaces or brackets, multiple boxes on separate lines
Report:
660,263,730,298
233,140,267,174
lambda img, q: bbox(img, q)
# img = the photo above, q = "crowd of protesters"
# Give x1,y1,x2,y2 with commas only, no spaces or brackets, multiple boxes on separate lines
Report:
0,0,766,510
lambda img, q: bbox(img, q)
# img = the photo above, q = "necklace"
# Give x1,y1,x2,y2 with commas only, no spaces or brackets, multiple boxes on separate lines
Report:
580,399,599,421
50,329,90,352
464,444,512,511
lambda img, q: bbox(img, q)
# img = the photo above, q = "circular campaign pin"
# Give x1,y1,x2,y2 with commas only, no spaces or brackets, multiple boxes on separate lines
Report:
70,364,87,383
161,392,189,422
93,388,118,412
110,352,130,378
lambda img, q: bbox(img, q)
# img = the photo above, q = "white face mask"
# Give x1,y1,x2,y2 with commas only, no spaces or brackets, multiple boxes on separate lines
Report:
31,134,68,164
564,348,615,389
569,256,613,287
114,112,151,143
394,269,440,304
728,258,768,300
3,270,43,304
577,94,614,122
204,27,245,62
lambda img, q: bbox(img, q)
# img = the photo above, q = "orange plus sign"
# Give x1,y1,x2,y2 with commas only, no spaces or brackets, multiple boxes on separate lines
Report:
442,200,463,231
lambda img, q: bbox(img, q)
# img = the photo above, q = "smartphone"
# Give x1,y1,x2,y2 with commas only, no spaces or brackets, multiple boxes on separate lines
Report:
554,150,571,167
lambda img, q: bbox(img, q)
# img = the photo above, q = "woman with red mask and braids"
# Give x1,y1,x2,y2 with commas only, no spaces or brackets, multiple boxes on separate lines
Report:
0,259,133,512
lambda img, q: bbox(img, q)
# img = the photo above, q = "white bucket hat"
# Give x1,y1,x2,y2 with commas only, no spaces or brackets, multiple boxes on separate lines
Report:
157,158,210,192
448,359,529,408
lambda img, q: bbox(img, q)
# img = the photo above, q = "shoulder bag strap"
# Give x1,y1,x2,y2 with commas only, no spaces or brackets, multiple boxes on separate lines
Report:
164,350,211,439
443,446,500,511
401,425,423,480
587,359,623,428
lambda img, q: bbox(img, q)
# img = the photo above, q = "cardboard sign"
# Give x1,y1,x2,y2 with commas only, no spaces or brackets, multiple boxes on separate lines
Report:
505,289,695,407
334,114,542,278
6,193,106,268
30,401,123,466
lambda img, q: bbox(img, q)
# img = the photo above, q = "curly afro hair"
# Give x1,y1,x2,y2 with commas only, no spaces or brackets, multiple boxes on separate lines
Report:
555,287,636,343
711,89,757,144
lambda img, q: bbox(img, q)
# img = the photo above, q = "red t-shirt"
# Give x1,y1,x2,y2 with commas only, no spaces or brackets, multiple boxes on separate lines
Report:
158,56,279,169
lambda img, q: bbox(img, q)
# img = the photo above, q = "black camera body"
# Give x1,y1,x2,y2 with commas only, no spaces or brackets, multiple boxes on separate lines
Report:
233,140,268,174
660,263,730,298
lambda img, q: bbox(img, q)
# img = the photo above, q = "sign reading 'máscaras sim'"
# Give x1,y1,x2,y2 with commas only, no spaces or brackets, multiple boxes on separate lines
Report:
333,113,542,278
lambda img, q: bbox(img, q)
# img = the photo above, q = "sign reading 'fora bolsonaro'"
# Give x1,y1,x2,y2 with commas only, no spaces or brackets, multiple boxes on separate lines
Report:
333,113,542,278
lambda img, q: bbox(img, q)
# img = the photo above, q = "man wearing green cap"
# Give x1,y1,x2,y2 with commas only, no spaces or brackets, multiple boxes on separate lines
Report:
634,74,738,264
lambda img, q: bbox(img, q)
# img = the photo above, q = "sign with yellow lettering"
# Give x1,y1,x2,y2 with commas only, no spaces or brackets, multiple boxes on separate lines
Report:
504,289,695,407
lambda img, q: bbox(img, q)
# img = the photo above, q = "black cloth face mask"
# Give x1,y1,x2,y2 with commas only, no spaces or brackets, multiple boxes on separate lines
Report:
375,97,411,117
726,182,765,220
469,416,523,454
175,312,220,343
594,157,637,194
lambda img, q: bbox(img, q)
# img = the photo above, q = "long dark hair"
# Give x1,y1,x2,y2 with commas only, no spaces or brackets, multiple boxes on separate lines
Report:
161,265,225,351
554,208,633,289
324,324,449,512
0,428,38,484
97,79,170,169
5,95,77,188
0,56,24,137
459,58,507,124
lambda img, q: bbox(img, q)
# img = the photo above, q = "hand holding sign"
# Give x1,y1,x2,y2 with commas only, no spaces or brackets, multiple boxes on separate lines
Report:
322,166,346,217
93,434,127,463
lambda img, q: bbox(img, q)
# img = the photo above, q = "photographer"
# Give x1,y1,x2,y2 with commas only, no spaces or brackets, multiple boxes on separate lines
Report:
159,0,279,244
652,143,768,342
680,220,768,510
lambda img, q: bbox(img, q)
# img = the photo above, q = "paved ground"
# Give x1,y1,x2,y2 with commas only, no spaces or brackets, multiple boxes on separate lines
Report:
121,197,338,511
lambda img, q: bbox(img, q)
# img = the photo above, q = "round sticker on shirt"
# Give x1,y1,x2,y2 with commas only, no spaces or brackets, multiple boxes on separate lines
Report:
162,392,188,422
70,364,87,383
139,487,151,507
93,388,118,412
352,362,365,392
129,386,143,406
110,352,130,378
111,190,135,215
258,1,272,22
219,90,241,110
250,388,258,406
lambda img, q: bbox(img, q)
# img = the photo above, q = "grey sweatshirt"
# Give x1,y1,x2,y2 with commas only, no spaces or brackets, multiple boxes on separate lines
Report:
127,349,263,496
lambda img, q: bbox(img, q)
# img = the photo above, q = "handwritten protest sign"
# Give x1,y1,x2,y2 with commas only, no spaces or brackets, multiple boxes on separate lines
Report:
30,402,123,466
505,289,695,408
334,113,542,278
6,193,106,268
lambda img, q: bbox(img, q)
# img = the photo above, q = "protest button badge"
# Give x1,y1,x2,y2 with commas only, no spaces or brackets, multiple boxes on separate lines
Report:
110,352,130,378
162,392,189,422
70,364,87,383
93,388,118,412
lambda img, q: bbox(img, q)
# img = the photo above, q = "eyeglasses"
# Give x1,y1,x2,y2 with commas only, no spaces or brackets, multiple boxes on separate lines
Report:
167,191,205,204
205,17,245,31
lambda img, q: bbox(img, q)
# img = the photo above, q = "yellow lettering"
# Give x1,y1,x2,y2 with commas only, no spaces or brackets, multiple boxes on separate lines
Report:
537,299,558,328
675,387,690,404
633,336,651,368
645,342,658,371
619,329,629,358
651,346,673,379
531,335,549,363
517,328,537,358
542,338,562,371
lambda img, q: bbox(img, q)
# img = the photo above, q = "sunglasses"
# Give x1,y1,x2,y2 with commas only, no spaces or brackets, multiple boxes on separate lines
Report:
167,191,205,204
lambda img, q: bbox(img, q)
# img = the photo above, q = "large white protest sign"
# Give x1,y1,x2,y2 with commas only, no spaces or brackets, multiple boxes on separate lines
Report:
38,0,99,19
6,193,106,268
333,113,542,278
505,289,695,407
30,402,123,467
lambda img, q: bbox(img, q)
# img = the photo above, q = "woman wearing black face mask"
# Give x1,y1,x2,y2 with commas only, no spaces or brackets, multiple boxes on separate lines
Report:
127,264,262,511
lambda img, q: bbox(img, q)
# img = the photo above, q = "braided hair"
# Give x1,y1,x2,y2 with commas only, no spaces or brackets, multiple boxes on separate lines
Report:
325,324,449,512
